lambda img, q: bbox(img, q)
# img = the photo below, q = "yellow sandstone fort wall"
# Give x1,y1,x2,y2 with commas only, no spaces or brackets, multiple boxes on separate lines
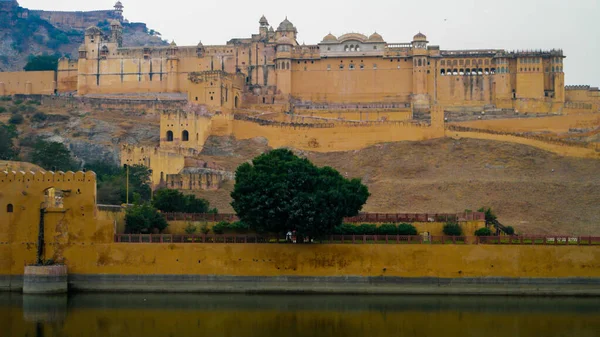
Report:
1,170,599,285
0,71,56,95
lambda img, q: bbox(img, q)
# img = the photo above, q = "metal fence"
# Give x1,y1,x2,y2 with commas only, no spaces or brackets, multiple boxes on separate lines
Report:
114,234,600,245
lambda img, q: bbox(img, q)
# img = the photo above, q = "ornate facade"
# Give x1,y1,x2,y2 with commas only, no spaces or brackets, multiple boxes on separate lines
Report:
67,13,568,114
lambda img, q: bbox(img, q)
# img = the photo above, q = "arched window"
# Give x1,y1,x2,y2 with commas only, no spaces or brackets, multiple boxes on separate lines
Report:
345,45,349,51
182,130,189,142
235,96,239,108
166,130,174,142
356,46,360,52
418,59,422,67
7,204,13,213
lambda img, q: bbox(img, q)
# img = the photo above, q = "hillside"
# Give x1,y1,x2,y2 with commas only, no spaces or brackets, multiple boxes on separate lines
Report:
192,136,600,236
0,2,166,72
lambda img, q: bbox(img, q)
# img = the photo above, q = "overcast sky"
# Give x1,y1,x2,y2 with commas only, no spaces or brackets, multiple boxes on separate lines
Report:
20,0,599,86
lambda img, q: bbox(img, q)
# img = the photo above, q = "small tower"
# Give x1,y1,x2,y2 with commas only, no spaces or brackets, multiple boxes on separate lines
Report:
167,41,180,92
259,15,269,39
110,19,123,47
275,36,293,99
275,17,298,42
114,1,124,19
411,32,430,112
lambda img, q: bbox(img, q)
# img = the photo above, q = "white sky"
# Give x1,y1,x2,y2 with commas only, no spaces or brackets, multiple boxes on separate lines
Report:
19,0,600,86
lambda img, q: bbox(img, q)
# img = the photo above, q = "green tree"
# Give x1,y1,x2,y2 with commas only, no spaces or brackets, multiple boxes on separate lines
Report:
0,123,18,160
478,207,498,223
474,227,493,236
152,188,212,213
124,203,168,234
85,162,152,205
443,222,463,236
504,226,515,235
24,54,59,71
397,223,418,235
231,149,370,238
124,164,152,203
31,140,77,171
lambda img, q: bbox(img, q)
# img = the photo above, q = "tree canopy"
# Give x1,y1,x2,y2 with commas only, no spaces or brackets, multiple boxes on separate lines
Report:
231,149,370,238
152,188,215,213
124,202,168,234
31,139,78,171
85,162,152,205
0,123,18,160
24,54,59,71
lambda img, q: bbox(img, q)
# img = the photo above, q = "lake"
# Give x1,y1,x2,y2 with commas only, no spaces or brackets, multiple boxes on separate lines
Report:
1,293,599,337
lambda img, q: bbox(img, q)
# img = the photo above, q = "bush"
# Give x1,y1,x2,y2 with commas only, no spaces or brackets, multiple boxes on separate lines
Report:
13,99,23,105
356,223,377,235
504,226,515,235
26,100,41,105
231,221,250,234
213,221,230,234
200,223,210,235
124,203,168,234
443,222,463,236
397,223,418,235
474,227,493,236
9,114,24,125
152,188,213,213
31,112,47,123
376,223,397,235
0,107,6,113
0,96,12,101
333,223,357,235
184,223,197,234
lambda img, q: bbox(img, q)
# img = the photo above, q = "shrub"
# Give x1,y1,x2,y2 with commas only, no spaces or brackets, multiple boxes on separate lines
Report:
474,227,493,236
0,96,12,101
333,223,357,235
0,107,6,113
231,221,250,234
13,99,23,105
376,223,397,235
356,223,377,235
31,112,47,123
443,222,463,236
504,226,515,235
9,114,24,125
397,223,418,235
124,203,168,234
26,100,41,105
212,221,230,234
200,223,210,235
184,223,197,234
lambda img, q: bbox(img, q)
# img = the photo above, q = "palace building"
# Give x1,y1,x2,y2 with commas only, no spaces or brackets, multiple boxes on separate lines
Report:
61,13,571,114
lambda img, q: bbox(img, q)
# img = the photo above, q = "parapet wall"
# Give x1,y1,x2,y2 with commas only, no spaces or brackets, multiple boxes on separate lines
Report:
0,71,56,95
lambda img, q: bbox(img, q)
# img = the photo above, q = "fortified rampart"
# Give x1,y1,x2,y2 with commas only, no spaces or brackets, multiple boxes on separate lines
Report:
1,170,600,294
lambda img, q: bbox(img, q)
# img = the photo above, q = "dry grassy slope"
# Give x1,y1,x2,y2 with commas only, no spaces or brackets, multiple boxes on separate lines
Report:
194,137,600,236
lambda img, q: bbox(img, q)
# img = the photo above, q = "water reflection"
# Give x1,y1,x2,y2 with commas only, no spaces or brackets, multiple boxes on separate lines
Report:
1,293,599,337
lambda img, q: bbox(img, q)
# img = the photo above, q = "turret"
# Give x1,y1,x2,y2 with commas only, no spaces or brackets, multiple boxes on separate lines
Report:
259,15,269,39
275,36,293,97
110,19,123,47
167,41,179,92
114,1,124,19
275,17,298,42
411,32,430,112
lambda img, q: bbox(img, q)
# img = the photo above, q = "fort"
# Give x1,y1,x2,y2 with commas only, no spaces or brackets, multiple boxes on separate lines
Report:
0,169,599,294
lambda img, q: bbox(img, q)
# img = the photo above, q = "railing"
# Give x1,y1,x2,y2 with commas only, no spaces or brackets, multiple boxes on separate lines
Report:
161,212,485,223
114,235,600,245
476,235,600,245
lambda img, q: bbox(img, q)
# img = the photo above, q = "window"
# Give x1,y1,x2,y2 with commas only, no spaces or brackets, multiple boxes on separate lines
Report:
182,130,189,142
7,204,13,213
373,46,377,50
339,64,344,69
327,64,331,71
349,64,355,70
360,64,364,69
166,131,174,142
356,46,360,51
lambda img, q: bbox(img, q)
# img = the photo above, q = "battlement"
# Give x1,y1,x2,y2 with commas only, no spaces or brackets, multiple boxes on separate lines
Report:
565,85,592,91
0,170,96,185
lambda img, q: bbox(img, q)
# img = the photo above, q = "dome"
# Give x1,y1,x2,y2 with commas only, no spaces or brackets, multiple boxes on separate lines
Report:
268,26,274,32
114,1,123,8
368,32,384,42
276,36,293,45
259,15,269,26
110,19,122,27
413,32,427,41
197,41,203,47
277,17,297,32
321,33,337,43
170,40,177,47
338,33,368,43
85,26,102,35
